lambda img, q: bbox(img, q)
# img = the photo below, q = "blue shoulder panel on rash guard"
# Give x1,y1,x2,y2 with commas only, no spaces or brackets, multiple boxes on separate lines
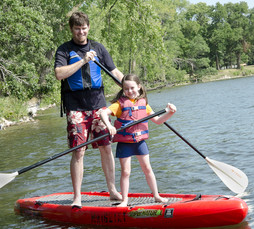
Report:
67,51,83,91
88,54,102,89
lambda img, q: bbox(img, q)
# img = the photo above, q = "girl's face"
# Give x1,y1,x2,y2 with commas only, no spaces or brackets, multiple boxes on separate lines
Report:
123,80,141,100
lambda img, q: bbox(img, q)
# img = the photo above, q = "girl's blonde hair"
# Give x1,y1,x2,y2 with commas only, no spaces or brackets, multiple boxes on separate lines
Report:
111,74,148,104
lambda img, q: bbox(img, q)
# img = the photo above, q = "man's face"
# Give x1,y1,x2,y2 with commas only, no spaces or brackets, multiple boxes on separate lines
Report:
71,24,90,45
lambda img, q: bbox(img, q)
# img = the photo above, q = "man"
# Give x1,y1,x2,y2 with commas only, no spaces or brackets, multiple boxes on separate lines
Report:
54,12,123,207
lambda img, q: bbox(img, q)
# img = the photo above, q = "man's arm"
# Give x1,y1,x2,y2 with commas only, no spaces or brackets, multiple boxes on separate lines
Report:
55,51,96,81
55,60,85,80
111,68,124,87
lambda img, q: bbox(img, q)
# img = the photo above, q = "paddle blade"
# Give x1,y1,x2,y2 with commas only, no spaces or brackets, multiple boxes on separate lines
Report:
205,157,248,194
0,171,19,188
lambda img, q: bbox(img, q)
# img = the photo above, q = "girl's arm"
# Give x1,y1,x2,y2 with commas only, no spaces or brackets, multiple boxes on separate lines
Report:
150,103,177,125
100,108,117,135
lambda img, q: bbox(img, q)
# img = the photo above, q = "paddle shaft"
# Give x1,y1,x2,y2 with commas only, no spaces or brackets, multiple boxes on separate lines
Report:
17,109,166,175
163,122,206,159
93,59,121,85
94,60,206,159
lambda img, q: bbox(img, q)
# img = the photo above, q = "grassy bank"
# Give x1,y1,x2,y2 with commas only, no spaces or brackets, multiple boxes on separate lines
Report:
0,97,28,121
1,65,254,128
0,91,59,129
203,65,254,82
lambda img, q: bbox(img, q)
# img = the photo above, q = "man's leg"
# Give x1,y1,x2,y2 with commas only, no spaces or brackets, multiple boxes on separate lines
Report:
70,149,85,206
67,110,92,207
99,145,122,200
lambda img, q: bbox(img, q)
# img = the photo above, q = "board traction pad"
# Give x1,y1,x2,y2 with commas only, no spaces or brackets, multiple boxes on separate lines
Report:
35,194,182,207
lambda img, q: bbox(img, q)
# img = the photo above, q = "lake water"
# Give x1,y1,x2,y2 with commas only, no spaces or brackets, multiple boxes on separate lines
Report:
0,76,253,228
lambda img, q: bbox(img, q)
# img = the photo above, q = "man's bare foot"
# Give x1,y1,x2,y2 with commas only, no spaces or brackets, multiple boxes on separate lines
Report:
155,196,168,203
71,195,82,207
110,191,122,201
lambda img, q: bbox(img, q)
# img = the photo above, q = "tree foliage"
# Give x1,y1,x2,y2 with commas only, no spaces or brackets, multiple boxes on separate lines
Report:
0,0,54,99
1,0,254,101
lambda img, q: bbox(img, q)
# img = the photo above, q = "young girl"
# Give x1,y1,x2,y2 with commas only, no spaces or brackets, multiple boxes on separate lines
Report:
100,74,176,207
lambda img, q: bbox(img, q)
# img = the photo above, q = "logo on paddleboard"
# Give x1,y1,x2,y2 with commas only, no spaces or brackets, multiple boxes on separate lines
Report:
129,208,162,218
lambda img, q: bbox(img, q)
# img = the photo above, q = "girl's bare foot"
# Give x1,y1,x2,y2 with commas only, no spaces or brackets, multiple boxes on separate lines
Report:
116,200,128,207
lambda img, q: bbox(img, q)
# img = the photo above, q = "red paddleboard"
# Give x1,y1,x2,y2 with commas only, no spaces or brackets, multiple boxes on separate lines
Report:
15,191,248,228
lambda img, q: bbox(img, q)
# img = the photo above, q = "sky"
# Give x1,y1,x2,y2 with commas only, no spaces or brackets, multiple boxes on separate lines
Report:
188,0,254,9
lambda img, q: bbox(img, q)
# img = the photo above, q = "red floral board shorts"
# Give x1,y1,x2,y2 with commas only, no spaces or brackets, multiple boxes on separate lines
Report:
66,108,110,151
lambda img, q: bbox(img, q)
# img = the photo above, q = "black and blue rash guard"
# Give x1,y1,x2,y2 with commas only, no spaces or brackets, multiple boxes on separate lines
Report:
54,39,116,112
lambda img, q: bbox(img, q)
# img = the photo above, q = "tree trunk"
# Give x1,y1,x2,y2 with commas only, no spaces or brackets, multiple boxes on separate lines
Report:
216,53,220,70
236,52,241,69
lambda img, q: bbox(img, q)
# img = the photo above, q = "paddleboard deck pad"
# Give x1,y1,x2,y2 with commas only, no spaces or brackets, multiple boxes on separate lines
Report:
15,191,248,228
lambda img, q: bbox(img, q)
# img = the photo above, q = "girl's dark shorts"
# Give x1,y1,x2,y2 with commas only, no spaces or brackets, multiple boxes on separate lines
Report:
116,140,149,158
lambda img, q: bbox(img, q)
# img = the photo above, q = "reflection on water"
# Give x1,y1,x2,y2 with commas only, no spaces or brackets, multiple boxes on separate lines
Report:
0,76,254,228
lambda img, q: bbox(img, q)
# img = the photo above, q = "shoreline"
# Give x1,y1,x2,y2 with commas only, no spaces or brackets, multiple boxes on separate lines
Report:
0,73,253,130
0,104,55,130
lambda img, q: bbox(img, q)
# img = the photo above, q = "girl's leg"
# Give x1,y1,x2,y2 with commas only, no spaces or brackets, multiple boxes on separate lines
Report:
136,154,168,203
118,157,132,207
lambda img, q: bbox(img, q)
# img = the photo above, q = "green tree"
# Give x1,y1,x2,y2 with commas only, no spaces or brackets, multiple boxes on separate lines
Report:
0,0,54,99
246,7,254,64
208,3,228,70
1,0,254,108
176,3,211,80
224,2,250,69
153,0,189,83
89,0,166,84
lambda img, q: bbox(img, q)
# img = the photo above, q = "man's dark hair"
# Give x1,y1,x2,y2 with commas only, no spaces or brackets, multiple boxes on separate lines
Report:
69,12,89,28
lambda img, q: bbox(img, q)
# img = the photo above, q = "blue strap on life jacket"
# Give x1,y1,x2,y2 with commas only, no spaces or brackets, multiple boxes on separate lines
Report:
122,106,146,116
116,118,149,142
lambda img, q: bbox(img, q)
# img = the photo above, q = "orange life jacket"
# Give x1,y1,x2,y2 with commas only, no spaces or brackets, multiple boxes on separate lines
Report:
113,97,149,143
